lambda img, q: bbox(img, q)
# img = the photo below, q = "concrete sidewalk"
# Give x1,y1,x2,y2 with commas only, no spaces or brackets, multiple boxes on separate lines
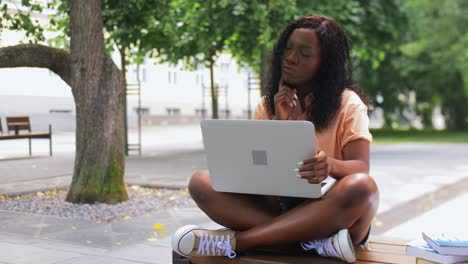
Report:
0,207,219,264
1,125,468,263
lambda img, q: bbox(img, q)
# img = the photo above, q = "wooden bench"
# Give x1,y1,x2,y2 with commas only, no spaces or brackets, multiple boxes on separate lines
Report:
0,116,53,156
172,236,427,264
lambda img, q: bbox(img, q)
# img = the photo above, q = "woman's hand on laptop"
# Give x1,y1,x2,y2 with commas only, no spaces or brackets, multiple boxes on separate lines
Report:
274,78,302,120
295,150,330,184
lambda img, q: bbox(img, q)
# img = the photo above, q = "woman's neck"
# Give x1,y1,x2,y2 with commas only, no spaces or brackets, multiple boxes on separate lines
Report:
295,83,315,112
296,82,314,102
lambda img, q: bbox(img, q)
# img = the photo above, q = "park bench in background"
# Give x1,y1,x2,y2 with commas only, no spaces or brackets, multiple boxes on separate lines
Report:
0,116,52,156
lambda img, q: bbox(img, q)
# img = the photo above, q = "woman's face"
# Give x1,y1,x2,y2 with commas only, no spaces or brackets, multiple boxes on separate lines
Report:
281,28,321,87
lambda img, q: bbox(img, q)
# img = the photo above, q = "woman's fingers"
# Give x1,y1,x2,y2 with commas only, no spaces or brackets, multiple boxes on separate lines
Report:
276,87,296,103
275,79,300,120
296,164,327,177
296,172,327,183
277,92,295,106
295,159,328,185
275,95,294,109
274,88,300,119
300,150,327,165
297,159,328,173
307,175,327,184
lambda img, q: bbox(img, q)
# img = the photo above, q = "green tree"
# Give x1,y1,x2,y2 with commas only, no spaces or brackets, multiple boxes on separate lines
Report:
399,0,468,130
228,0,408,124
227,0,297,95
102,0,172,154
160,0,264,119
0,0,128,204
299,0,407,128
48,0,173,153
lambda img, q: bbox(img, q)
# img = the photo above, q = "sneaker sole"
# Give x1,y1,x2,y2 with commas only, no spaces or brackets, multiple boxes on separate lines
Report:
336,229,356,263
171,224,199,257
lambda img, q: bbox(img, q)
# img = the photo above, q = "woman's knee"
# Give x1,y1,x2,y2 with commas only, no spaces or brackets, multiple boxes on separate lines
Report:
335,173,379,209
188,169,214,205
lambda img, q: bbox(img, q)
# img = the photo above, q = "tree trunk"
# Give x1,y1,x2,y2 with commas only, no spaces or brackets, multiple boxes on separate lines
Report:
0,1,127,204
209,56,219,119
420,106,433,129
119,47,128,156
441,72,468,131
66,0,127,203
259,44,269,97
0,44,72,86
382,111,394,129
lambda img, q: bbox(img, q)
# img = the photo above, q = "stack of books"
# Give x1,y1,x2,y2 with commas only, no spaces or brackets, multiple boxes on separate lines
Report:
406,232,468,264
355,236,416,263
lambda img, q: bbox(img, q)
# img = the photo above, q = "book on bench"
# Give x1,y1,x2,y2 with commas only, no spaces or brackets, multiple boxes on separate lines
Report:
422,232,468,256
407,239,468,264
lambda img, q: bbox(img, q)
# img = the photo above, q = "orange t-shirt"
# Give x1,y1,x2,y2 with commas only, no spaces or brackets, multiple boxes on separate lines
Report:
253,89,372,160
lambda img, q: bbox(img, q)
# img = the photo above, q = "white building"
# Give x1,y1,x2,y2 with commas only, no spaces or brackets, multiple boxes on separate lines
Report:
0,4,261,131
123,54,260,119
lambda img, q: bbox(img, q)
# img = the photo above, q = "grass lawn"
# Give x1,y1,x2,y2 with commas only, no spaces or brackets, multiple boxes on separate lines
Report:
371,129,468,143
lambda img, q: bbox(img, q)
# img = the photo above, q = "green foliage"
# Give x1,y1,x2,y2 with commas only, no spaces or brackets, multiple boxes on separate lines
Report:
3,0,466,129
47,0,69,48
47,0,172,66
371,128,468,143
398,0,468,130
102,0,172,65
158,1,244,67
228,0,297,73
0,0,46,43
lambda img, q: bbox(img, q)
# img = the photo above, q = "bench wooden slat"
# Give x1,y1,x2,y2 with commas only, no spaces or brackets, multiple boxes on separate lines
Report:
0,133,51,140
356,236,415,263
0,117,52,156
6,116,30,123
7,124,31,132
7,116,31,132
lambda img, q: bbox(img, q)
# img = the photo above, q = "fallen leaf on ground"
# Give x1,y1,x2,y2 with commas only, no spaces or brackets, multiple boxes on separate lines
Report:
153,223,164,230
374,220,384,227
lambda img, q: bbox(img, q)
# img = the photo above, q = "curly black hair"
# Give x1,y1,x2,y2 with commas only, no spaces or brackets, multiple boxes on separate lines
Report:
264,14,368,131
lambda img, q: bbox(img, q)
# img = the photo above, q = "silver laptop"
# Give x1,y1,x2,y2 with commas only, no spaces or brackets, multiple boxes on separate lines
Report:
201,119,336,198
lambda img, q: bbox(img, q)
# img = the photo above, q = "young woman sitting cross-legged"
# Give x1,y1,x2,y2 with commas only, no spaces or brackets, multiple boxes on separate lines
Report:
171,14,379,263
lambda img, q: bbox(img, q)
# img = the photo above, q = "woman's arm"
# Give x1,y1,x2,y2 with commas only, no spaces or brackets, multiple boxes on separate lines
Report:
296,139,370,183
328,139,370,179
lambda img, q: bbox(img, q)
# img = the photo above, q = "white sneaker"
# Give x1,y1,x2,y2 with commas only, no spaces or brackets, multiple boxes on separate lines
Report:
301,229,356,263
172,225,237,258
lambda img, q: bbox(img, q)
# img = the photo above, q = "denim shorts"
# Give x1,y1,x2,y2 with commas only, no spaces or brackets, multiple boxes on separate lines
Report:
278,196,371,247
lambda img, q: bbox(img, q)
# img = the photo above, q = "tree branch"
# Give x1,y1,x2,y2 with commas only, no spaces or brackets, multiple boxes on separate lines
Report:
0,44,72,86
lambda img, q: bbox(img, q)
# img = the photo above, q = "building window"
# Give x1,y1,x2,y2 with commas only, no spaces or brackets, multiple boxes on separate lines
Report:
196,73,203,85
142,68,146,83
168,70,177,85
220,62,229,72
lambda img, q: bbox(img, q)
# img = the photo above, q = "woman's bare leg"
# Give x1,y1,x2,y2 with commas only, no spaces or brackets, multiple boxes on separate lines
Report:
189,171,379,251
235,173,379,251
189,169,282,231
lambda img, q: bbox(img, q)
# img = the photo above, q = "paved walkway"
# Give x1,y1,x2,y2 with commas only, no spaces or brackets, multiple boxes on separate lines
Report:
1,125,467,263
